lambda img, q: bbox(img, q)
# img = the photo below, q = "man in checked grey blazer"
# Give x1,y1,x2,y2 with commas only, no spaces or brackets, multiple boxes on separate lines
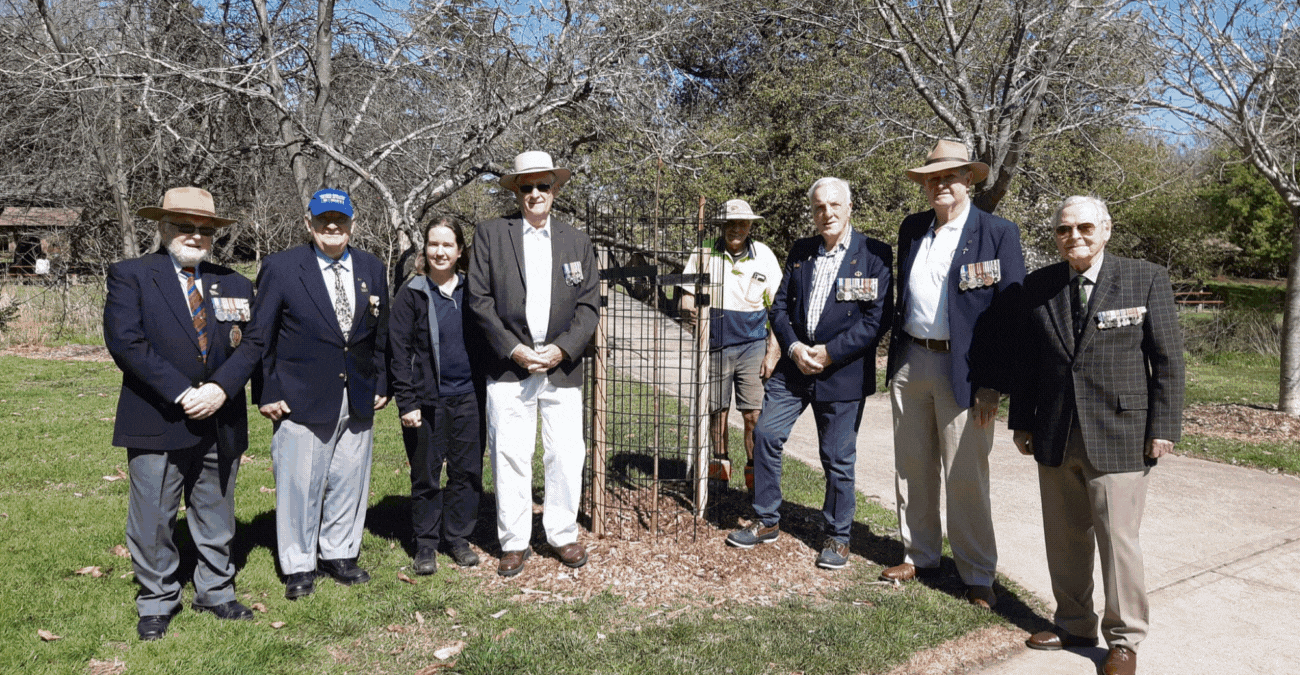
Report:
467,151,599,578
1009,196,1184,675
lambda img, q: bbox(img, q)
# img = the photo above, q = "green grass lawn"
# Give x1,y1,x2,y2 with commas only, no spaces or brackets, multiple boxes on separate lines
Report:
0,356,1026,675
1183,351,1300,475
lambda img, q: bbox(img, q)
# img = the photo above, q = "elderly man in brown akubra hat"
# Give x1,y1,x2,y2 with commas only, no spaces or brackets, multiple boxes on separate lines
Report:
467,151,599,578
882,140,1027,608
104,187,261,640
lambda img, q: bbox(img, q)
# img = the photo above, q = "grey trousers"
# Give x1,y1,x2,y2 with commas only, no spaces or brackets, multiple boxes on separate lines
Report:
126,442,239,617
271,394,374,574
1038,423,1151,651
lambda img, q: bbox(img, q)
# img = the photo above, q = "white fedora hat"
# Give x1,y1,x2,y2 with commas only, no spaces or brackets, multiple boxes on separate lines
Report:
499,151,572,192
137,186,235,226
719,198,764,221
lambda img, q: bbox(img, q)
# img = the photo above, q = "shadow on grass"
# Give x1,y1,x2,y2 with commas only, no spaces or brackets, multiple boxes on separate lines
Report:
366,491,503,559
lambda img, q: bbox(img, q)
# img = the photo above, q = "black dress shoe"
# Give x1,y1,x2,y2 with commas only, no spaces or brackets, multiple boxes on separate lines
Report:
447,542,480,568
137,614,172,641
284,571,317,600
319,557,371,585
412,547,438,575
193,600,254,620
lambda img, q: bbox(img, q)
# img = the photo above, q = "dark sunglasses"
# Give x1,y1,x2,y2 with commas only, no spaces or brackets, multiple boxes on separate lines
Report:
172,223,218,237
518,183,551,194
1054,224,1096,237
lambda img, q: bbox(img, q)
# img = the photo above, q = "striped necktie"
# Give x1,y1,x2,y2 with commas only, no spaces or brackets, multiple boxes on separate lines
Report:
182,267,208,361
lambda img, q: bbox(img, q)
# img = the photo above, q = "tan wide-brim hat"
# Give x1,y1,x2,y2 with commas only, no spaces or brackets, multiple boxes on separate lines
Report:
137,187,236,226
905,140,990,184
499,151,572,192
720,198,764,221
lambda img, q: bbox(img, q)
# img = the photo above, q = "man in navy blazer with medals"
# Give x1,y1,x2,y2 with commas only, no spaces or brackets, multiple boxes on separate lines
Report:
251,188,389,600
883,140,1026,609
1010,196,1183,675
466,151,599,578
725,177,892,571
104,187,260,640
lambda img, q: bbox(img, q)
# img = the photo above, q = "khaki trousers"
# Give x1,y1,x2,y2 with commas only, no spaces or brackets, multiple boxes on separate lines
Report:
890,342,998,586
1038,423,1150,650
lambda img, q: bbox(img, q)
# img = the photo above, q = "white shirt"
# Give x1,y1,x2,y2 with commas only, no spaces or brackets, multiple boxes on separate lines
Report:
806,231,851,341
168,252,202,300
1072,251,1105,305
522,217,553,346
903,200,971,340
315,246,354,323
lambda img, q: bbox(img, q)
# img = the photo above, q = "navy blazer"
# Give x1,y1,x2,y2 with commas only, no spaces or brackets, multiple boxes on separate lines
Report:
1008,255,1184,472
886,205,1026,408
104,251,259,457
466,213,600,387
769,229,893,402
251,244,388,426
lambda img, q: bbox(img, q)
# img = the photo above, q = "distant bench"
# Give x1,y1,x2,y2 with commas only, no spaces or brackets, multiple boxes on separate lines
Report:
1174,290,1224,310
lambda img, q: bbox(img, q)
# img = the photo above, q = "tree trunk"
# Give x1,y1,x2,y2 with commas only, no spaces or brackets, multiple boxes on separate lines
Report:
1279,207,1300,414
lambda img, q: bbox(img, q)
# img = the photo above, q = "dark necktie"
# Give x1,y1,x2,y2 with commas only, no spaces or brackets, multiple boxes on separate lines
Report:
1071,275,1088,336
182,267,208,361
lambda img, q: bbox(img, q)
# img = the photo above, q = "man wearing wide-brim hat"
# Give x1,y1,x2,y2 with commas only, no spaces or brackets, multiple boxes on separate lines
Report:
882,140,1027,608
679,199,782,491
104,186,262,640
466,151,599,577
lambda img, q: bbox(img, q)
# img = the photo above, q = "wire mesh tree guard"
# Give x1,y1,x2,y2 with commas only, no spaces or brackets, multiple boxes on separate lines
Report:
581,195,730,542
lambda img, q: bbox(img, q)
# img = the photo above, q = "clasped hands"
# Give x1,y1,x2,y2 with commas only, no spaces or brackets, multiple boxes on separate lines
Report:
511,343,564,373
180,383,227,420
789,343,832,375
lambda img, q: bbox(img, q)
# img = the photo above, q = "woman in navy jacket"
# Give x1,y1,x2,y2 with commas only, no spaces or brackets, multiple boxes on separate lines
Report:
388,219,483,573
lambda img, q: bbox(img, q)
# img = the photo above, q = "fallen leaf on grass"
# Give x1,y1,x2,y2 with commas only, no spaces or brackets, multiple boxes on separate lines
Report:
75,566,104,578
110,545,131,559
433,640,466,660
259,486,275,494
102,475,123,482
87,657,125,675
415,661,457,674
386,624,407,633
493,627,516,641
490,609,508,619
251,603,268,613
240,454,255,464
270,621,285,629
445,607,457,618
415,611,424,625
397,572,417,584
37,629,61,641
119,572,133,579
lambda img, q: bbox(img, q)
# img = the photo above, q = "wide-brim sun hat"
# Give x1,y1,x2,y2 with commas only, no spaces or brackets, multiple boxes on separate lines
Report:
499,151,572,192
905,139,991,185
137,187,236,226
720,198,764,221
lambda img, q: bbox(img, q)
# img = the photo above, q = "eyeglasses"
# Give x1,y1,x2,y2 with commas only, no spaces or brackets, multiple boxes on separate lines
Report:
1055,224,1096,237
518,183,551,194
171,223,217,237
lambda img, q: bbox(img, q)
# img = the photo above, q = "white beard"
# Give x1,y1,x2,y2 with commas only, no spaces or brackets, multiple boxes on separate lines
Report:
167,237,211,267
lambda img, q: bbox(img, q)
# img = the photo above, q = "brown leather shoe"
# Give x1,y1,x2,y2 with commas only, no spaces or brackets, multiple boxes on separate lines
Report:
878,562,940,582
556,542,588,568
1102,646,1137,675
497,548,531,577
965,585,997,609
1026,629,1098,651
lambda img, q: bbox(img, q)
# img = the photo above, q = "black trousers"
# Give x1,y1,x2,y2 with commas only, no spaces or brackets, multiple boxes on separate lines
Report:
401,391,483,551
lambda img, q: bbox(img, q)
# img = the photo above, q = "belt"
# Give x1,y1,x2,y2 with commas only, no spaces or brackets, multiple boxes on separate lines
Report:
908,334,950,353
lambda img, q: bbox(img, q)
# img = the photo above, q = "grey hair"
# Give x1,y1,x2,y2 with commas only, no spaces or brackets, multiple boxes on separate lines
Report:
1051,195,1112,229
807,177,852,204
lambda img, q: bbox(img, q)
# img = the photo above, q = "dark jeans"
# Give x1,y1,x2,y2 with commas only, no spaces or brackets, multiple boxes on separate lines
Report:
401,391,483,551
752,377,865,543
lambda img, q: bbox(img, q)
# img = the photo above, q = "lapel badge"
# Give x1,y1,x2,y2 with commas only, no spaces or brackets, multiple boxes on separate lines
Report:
208,283,220,297
229,325,242,348
360,280,369,295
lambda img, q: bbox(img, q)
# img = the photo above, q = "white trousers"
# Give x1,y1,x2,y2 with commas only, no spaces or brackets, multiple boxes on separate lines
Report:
486,373,586,551
271,394,374,574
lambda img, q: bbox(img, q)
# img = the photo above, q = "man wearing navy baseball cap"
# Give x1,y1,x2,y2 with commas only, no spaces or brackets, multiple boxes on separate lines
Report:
246,187,390,599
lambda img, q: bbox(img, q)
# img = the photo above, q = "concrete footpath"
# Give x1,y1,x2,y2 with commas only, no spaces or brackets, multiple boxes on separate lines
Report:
756,394,1300,674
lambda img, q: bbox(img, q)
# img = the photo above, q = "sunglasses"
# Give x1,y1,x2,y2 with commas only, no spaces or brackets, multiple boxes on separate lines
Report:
1055,224,1096,237
172,223,218,237
518,183,551,194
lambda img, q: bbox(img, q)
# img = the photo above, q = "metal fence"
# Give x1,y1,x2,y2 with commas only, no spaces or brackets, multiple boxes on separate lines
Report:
581,196,728,542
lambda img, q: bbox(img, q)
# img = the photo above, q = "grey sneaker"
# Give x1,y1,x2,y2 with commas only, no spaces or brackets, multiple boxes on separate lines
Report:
726,521,780,549
816,539,849,570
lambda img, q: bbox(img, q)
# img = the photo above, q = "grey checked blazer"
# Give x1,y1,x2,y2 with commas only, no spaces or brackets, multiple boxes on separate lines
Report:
1008,254,1184,473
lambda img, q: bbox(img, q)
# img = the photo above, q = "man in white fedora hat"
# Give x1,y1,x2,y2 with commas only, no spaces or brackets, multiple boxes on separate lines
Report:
104,186,261,639
467,151,599,577
882,139,1026,608
679,199,782,491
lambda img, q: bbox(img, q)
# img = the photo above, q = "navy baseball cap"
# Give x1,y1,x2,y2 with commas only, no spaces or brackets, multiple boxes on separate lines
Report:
308,189,354,218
